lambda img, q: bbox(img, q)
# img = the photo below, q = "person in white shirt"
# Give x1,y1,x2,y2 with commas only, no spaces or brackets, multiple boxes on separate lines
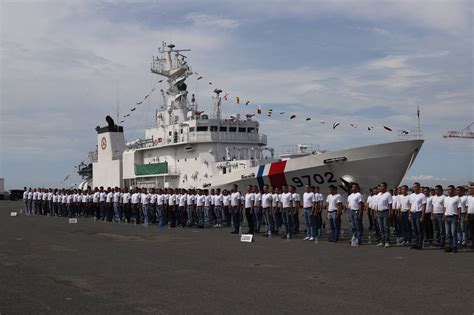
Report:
98,187,107,221
443,185,461,253
92,187,100,220
229,185,242,234
203,190,212,227
131,188,141,224
466,185,474,250
313,186,324,237
177,189,187,228
105,187,114,222
253,186,263,233
22,187,29,215
302,185,315,240
121,188,131,223
365,189,375,231
196,189,206,228
396,185,411,246
213,188,224,228
409,182,427,249
456,186,468,246
222,189,231,226
347,183,365,246
156,189,166,226
326,185,342,242
290,186,301,234
391,188,401,244
280,185,294,239
272,187,282,234
185,190,196,227
423,187,434,244
112,187,121,222
244,185,256,234
375,182,392,247
166,188,177,227
431,185,446,248
140,188,151,225
261,185,273,237
27,189,33,215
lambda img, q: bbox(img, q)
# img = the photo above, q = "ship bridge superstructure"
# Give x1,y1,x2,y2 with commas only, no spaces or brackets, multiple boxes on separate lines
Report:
121,43,271,188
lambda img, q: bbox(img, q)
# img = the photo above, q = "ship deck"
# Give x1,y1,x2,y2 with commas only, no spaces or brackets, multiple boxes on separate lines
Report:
1,200,472,314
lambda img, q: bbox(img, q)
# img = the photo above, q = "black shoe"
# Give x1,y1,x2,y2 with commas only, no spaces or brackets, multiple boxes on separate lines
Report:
444,247,453,252
230,231,239,234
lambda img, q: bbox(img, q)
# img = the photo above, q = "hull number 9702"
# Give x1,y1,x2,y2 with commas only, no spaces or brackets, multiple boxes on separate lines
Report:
291,172,337,187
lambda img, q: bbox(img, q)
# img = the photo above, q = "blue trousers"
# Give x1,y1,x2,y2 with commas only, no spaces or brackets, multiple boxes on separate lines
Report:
327,211,340,242
445,215,459,249
411,212,423,247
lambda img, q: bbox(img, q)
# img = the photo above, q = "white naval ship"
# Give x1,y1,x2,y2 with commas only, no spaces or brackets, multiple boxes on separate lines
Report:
81,43,424,194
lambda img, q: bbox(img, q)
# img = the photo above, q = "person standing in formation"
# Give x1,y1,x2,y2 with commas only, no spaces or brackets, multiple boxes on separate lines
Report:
431,185,446,248
280,185,293,239
272,187,282,235
347,183,365,247
122,188,131,223
302,185,315,241
409,182,426,250
325,185,342,243
213,188,223,228
290,186,301,234
467,185,474,250
261,185,273,237
423,187,434,244
230,185,241,234
244,185,255,234
375,182,392,248
457,186,468,247
443,185,461,253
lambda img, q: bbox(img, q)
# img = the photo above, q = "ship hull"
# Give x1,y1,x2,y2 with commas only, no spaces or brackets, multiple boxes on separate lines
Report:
207,140,423,194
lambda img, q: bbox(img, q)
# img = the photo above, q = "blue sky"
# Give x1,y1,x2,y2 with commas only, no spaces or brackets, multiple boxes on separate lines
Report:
1,0,473,189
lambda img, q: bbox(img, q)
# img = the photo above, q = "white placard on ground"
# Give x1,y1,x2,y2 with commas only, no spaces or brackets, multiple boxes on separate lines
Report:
10,212,18,217
240,234,253,243
69,218,78,224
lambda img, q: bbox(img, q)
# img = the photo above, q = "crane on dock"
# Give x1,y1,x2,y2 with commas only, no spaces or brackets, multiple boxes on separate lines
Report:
443,122,474,139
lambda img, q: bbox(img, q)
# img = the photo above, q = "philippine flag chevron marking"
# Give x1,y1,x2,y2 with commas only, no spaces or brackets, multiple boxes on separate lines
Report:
257,165,265,190
268,161,287,188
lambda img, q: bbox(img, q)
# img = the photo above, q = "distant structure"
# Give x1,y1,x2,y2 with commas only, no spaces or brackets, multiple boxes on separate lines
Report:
443,122,474,139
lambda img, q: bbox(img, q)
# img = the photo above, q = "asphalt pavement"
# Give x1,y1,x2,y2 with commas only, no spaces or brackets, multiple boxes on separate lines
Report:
1,200,473,314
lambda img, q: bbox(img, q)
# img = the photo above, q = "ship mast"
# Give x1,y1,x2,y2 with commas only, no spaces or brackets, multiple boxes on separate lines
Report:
151,42,193,126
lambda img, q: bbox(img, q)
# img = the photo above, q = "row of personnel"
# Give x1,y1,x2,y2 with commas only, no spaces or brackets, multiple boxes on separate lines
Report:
22,182,474,252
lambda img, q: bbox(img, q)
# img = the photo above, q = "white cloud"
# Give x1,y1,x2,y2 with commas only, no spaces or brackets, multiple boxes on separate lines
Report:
404,175,447,182
185,13,239,30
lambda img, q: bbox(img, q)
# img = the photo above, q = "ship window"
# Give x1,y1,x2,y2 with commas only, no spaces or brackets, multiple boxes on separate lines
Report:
197,126,208,132
219,126,227,132
190,127,195,132
180,129,183,134
210,126,218,131
247,127,255,133
238,127,246,132
169,131,172,136
229,127,237,132
223,167,227,174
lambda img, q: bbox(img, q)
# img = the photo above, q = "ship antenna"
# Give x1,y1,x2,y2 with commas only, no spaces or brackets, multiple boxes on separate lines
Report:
416,105,423,138
213,89,222,120
116,82,119,124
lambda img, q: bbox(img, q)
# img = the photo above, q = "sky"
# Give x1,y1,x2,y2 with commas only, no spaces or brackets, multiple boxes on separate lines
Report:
1,0,473,189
